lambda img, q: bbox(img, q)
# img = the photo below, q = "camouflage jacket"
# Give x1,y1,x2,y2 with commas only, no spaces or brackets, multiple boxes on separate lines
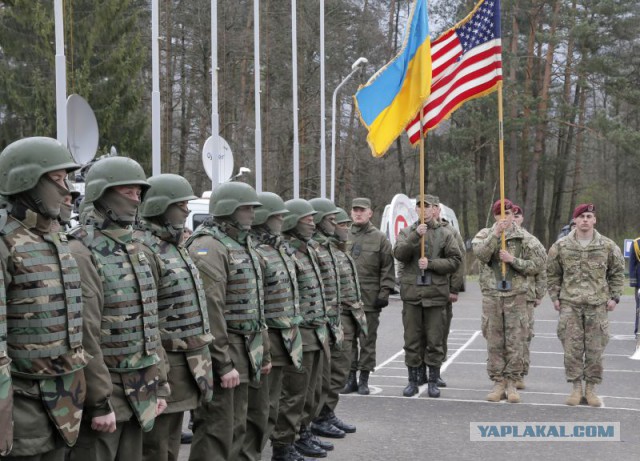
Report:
527,269,547,303
348,222,395,311
0,246,13,456
394,220,462,306
547,229,624,306
187,219,265,382
473,222,546,297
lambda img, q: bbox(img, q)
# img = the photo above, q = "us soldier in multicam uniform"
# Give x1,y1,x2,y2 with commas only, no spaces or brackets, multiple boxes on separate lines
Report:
512,205,546,390
134,174,214,461
271,199,328,460
547,203,624,407
319,208,365,433
0,137,90,460
343,198,395,396
68,156,169,461
307,198,347,442
472,199,545,404
244,192,303,461
394,194,461,399
186,182,266,461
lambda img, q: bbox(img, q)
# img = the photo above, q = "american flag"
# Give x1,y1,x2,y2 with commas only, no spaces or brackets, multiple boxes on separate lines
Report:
406,0,502,144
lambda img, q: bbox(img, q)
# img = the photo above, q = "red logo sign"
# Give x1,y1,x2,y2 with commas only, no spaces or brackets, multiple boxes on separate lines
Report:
394,215,408,237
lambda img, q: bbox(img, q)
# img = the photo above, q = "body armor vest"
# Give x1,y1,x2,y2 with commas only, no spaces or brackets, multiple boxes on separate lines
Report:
489,236,523,284
287,238,326,328
193,225,263,329
70,225,160,371
1,217,87,377
136,230,212,352
313,238,340,318
254,243,300,328
0,259,7,363
334,246,361,307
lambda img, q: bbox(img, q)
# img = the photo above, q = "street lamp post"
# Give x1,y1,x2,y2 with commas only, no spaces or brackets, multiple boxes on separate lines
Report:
330,57,368,202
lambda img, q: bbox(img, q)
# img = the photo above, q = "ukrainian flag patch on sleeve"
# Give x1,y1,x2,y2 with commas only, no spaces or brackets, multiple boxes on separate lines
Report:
196,248,208,255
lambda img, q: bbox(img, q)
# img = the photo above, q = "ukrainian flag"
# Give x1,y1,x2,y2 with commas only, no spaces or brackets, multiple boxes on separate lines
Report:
354,0,431,157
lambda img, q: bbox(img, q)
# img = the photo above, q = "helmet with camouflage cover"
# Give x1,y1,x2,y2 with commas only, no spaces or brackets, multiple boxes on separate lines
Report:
140,174,198,218
282,199,317,232
335,207,351,224
83,156,150,203
0,137,80,196
253,192,289,226
309,198,339,224
209,182,261,217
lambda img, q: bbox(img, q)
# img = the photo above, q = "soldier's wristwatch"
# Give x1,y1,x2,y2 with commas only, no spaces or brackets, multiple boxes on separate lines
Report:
610,296,620,304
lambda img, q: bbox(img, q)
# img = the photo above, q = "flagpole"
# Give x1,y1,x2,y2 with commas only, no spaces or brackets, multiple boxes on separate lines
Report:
497,80,508,286
419,127,425,260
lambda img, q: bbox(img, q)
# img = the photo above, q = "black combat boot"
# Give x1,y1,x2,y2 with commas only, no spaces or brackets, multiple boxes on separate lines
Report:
357,370,370,395
311,406,345,439
427,366,441,398
416,364,427,386
340,370,358,394
436,375,447,387
323,405,356,433
272,444,303,461
402,367,419,397
294,426,327,458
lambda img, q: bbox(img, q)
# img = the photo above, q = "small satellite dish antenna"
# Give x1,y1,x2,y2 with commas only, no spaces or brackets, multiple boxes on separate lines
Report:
67,94,99,165
202,135,234,183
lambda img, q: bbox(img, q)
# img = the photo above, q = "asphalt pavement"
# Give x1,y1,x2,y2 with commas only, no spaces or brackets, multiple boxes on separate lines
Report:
180,281,640,460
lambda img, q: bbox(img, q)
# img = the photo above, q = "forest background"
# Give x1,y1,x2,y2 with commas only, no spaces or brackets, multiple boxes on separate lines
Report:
1,0,639,249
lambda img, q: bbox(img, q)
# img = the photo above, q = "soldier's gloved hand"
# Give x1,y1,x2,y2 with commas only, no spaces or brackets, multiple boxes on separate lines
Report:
92,412,117,433
374,298,389,309
156,398,168,416
221,369,240,389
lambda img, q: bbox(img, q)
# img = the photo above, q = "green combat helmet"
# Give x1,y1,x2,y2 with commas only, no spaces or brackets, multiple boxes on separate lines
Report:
309,198,339,224
209,182,261,217
335,207,352,224
83,157,150,203
253,192,289,226
282,199,317,232
140,174,198,218
0,137,80,196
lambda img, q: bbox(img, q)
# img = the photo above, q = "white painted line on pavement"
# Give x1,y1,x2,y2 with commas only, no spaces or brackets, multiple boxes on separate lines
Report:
374,349,405,371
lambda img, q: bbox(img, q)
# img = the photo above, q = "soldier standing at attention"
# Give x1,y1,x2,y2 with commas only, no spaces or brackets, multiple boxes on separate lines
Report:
394,195,461,398
0,138,90,460
271,199,328,460
342,198,395,396
243,192,303,461
135,174,214,461
512,205,546,390
472,199,545,404
547,203,624,407
185,182,265,461
68,157,169,461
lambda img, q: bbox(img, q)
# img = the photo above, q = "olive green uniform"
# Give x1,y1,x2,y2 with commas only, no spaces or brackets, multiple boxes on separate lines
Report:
394,221,461,368
186,220,265,461
547,230,624,384
442,222,465,359
348,222,395,372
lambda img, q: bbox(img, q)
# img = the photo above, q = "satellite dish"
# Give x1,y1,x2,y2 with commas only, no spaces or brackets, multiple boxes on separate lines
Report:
67,94,99,165
202,135,234,182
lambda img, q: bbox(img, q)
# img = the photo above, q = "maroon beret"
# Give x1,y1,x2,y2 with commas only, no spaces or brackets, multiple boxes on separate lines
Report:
572,203,595,219
512,205,522,216
492,199,513,216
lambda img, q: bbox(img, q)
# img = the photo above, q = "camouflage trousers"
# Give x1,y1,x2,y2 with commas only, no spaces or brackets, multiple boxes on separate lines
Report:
326,313,357,411
351,310,380,372
557,302,610,384
523,301,536,376
481,294,528,382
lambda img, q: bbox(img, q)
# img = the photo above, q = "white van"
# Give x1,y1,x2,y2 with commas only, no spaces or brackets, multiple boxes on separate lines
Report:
186,197,211,232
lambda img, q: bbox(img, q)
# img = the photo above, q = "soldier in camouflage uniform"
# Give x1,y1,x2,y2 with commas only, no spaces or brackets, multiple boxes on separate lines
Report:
67,157,169,461
243,192,303,461
547,203,624,407
185,182,265,461
394,194,461,399
0,137,90,461
472,199,546,404
316,208,365,435
271,199,329,460
134,174,214,461
343,198,395,396
513,205,546,390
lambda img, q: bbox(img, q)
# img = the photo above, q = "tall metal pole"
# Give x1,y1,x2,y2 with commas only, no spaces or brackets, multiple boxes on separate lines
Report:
151,0,161,175
211,1,221,189
319,0,326,198
54,0,67,146
292,0,300,199
254,0,262,192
